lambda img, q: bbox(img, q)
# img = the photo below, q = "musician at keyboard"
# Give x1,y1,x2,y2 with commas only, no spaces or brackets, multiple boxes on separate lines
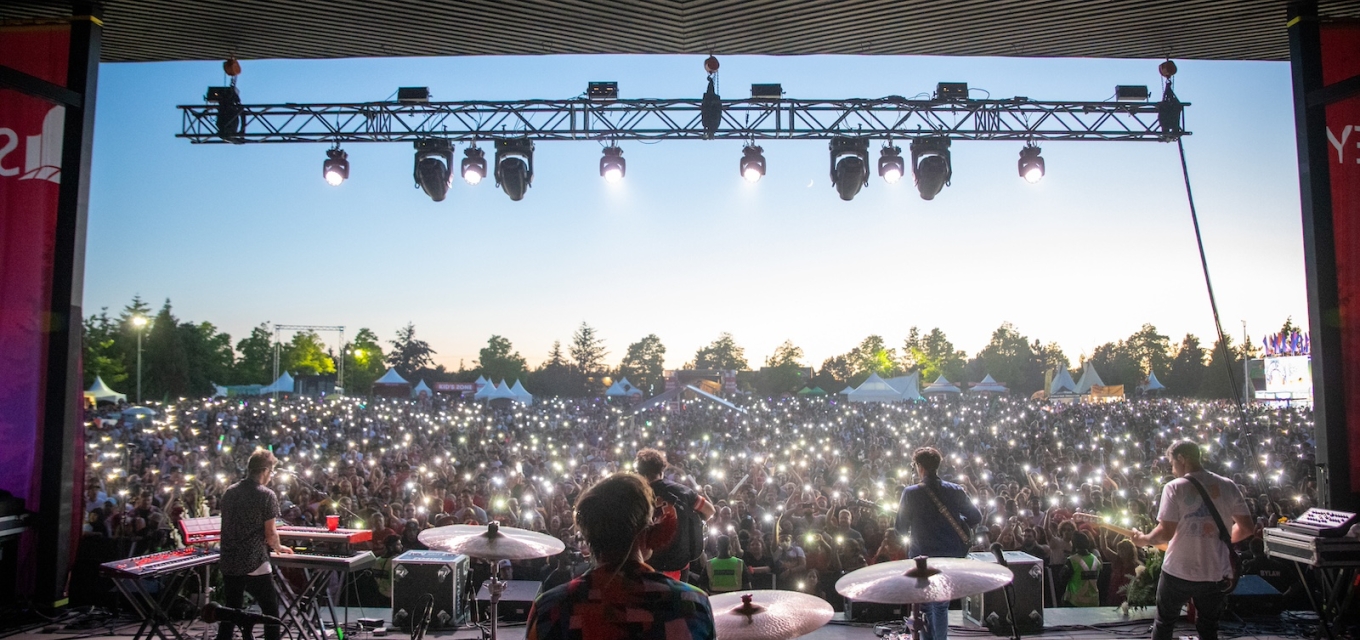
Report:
217,449,293,640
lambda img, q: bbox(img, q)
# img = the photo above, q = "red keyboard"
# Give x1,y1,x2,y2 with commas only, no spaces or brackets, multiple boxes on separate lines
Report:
100,547,219,578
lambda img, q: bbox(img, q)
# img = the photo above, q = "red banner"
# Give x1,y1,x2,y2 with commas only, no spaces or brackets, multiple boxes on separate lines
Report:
1317,22,1360,492
0,22,69,538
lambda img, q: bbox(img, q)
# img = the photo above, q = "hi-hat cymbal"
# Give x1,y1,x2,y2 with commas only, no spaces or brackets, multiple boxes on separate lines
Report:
709,591,833,640
418,522,565,560
836,557,1012,604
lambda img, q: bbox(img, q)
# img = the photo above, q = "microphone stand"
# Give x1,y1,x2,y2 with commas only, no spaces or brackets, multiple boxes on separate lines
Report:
990,544,1022,640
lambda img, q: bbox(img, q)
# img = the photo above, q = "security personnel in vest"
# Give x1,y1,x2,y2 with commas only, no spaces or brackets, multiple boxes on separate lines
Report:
707,535,745,593
1062,531,1101,607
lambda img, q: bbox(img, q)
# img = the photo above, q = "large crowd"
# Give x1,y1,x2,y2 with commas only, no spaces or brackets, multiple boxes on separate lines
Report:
75,392,1316,610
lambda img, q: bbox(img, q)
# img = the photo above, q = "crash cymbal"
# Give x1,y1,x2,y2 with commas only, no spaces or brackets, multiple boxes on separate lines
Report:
417,522,565,560
709,591,833,640
836,556,1012,604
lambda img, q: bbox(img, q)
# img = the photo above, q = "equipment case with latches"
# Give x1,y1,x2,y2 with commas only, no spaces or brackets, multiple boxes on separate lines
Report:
392,550,470,630
963,551,1044,635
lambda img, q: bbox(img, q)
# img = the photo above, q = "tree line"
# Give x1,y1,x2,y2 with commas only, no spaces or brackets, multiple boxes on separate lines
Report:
83,296,1278,401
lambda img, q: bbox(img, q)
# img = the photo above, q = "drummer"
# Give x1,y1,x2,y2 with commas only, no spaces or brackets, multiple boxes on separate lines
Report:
895,447,983,640
526,473,717,640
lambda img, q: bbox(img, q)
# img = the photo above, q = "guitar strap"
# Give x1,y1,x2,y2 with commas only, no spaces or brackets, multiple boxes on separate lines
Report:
1184,475,1232,547
920,481,972,547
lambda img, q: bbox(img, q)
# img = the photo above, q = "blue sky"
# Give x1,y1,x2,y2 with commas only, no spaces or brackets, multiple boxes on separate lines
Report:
85,54,1306,372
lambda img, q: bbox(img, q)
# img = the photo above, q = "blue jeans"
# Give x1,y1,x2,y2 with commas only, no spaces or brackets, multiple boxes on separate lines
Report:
918,601,949,640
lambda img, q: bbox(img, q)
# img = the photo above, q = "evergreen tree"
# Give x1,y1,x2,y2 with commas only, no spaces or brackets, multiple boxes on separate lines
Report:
1164,334,1207,396
388,323,435,377
181,321,234,395
83,308,128,388
1199,334,1246,399
143,300,190,400
529,341,574,397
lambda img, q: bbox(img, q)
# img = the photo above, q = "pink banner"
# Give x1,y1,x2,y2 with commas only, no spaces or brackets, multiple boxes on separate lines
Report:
0,23,69,515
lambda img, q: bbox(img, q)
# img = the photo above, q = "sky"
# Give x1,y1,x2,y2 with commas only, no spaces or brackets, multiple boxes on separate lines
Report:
84,54,1308,373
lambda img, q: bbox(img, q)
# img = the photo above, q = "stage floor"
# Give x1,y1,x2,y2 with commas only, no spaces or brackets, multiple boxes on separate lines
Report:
4,606,1319,640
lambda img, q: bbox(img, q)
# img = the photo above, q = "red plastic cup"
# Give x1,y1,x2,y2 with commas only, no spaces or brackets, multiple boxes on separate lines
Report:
326,515,339,532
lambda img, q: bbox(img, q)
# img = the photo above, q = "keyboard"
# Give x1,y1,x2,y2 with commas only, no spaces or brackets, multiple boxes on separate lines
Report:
100,547,219,578
1282,508,1359,538
272,550,377,573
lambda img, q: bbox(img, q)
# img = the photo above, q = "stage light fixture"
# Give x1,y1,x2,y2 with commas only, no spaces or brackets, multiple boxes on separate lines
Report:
206,85,244,144
740,145,766,182
461,146,487,185
322,148,349,186
587,82,618,101
877,145,905,184
828,137,869,201
701,76,723,139
936,82,969,101
412,138,454,202
600,145,626,183
910,136,952,201
397,87,430,104
1115,85,1150,101
1157,85,1183,139
493,138,534,201
1018,144,1044,183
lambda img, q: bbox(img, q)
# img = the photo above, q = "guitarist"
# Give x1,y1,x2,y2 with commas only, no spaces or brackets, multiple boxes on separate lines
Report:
1130,440,1251,640
895,447,983,640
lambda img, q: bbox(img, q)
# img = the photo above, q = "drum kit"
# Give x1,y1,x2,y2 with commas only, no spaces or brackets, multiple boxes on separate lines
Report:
418,520,1015,640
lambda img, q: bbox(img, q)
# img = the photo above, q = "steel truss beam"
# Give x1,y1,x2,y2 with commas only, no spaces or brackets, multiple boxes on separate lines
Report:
178,96,1188,144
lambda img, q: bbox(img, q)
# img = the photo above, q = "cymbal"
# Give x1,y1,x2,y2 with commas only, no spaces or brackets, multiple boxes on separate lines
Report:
417,522,565,560
836,557,1012,604
709,591,833,640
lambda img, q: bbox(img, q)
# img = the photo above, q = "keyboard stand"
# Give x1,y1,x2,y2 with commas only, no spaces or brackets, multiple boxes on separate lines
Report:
274,566,347,640
109,566,203,640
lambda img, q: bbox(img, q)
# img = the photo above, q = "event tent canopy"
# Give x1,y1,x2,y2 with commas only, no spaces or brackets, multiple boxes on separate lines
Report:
374,368,409,386
849,373,908,403
260,371,296,394
1140,371,1168,393
970,374,1008,393
1050,368,1080,395
510,380,534,405
1075,362,1106,394
412,379,433,397
886,372,922,401
607,378,643,397
923,375,962,394
487,380,519,402
634,385,746,414
474,377,495,400
85,376,127,403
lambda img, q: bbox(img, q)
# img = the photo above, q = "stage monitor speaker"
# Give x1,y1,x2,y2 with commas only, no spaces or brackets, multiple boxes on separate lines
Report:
844,599,904,623
963,551,1044,635
1227,574,1285,616
477,580,542,622
392,551,469,630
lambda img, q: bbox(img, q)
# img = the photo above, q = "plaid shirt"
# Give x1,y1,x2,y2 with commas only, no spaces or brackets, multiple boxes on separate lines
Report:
526,562,715,640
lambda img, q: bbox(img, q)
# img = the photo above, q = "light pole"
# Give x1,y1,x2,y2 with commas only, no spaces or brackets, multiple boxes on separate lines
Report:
132,315,148,403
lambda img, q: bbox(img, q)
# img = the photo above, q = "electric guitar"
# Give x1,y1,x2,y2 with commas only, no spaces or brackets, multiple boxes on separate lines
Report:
1071,513,1167,551
1072,512,1240,593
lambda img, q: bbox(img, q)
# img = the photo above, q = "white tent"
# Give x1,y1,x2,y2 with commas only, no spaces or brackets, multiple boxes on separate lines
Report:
1050,368,1080,395
260,371,296,394
848,372,907,403
1139,371,1167,393
886,372,922,401
510,379,534,405
487,380,518,402
607,377,643,398
213,384,229,398
970,374,1008,394
474,377,495,399
838,384,855,395
85,376,127,403
412,379,433,397
923,374,962,394
1074,362,1106,394
375,368,409,386
474,375,490,395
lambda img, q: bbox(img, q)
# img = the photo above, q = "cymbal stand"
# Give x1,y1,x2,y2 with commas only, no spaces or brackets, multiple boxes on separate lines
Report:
481,561,506,640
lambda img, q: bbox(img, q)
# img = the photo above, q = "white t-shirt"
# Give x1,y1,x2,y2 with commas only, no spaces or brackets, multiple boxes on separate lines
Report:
1157,470,1248,582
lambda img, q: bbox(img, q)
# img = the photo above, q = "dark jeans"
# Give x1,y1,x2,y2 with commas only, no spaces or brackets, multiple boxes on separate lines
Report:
216,574,281,640
1152,571,1227,640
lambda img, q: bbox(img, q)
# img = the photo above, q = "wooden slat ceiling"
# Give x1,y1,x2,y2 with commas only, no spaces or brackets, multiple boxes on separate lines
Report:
2,0,1357,63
